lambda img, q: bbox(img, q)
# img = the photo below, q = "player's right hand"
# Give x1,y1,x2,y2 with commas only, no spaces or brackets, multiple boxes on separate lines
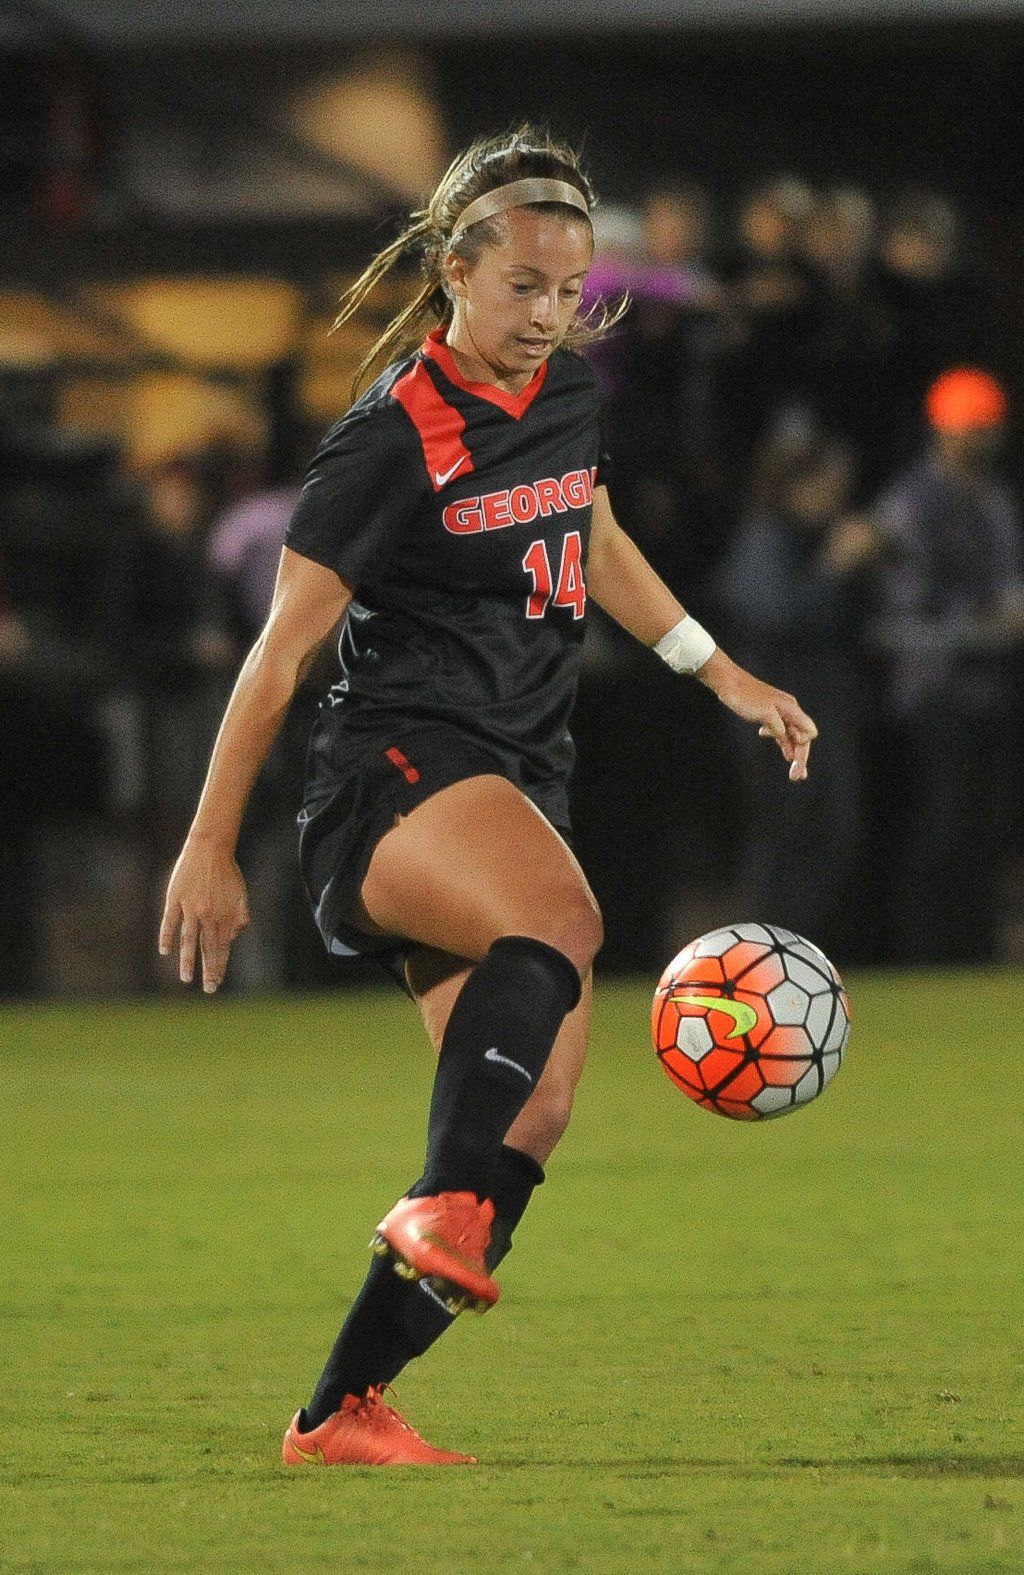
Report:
158,836,250,994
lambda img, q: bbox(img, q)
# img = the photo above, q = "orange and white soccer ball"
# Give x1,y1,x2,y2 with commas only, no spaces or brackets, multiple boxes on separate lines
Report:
651,923,850,1120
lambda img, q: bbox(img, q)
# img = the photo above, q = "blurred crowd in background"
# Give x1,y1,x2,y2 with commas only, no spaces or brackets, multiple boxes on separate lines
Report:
2,154,1022,995
577,176,1023,970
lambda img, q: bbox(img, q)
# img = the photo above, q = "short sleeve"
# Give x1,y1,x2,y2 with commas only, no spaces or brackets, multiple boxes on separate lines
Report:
284,400,426,587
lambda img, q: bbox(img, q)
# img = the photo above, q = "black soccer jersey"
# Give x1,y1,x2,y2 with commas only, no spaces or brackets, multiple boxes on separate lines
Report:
285,326,607,795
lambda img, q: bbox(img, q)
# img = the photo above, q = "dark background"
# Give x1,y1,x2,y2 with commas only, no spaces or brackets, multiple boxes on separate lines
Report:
2,3,1023,995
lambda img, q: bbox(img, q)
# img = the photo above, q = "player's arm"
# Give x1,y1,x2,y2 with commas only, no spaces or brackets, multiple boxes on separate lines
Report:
586,484,818,781
159,546,353,993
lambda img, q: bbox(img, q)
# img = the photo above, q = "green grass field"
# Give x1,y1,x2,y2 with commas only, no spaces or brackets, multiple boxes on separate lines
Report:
2,972,1023,1573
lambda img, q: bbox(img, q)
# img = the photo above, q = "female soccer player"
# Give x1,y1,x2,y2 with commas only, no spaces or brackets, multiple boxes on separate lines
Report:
159,128,817,1466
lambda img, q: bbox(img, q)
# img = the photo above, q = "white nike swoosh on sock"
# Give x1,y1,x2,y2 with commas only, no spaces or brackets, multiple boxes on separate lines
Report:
484,1046,533,1083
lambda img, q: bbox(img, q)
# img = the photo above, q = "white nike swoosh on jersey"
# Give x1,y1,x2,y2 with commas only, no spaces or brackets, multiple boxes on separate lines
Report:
434,457,468,487
484,1046,533,1083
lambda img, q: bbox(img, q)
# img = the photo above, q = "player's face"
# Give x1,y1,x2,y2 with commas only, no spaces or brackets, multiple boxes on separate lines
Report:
446,208,593,389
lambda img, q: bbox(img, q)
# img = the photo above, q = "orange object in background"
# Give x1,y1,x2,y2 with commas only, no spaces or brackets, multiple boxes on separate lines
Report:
926,367,1007,431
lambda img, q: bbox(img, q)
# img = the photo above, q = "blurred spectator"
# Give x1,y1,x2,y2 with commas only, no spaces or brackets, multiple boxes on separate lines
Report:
578,204,643,403
209,480,297,633
717,176,817,472
798,186,893,493
874,191,1004,477
638,183,724,504
113,452,236,832
107,451,237,985
716,420,881,953
802,186,875,286
584,186,718,324
870,368,1024,962
584,182,729,598
641,182,720,298
583,195,715,398
0,429,121,995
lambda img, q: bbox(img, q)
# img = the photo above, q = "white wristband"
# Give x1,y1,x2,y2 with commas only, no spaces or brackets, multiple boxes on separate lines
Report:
652,614,717,675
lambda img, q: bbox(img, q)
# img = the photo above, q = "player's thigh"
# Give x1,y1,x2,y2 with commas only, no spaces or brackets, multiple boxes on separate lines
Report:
360,775,602,973
407,946,592,1166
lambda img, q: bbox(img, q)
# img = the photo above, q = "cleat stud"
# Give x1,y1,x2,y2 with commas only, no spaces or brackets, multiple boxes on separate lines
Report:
371,1238,390,1257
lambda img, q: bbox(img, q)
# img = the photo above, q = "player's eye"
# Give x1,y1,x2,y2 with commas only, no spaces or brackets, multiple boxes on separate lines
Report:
510,282,534,295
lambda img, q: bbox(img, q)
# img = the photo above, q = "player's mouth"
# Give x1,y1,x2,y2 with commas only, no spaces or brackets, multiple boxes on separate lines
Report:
516,337,554,357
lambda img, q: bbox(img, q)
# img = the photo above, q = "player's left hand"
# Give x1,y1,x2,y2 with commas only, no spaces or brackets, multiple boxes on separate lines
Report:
697,650,818,781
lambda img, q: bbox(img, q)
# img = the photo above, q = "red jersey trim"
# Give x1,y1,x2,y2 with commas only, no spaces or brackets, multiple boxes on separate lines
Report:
390,360,475,494
421,326,548,420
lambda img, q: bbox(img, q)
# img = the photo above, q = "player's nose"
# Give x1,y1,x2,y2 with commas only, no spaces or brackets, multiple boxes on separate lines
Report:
530,293,558,331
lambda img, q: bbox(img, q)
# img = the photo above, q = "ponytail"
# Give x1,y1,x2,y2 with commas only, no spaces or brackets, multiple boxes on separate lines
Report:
331,214,446,398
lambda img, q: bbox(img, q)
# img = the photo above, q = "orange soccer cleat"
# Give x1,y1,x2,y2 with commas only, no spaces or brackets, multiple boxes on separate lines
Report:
371,1191,500,1313
281,1386,476,1466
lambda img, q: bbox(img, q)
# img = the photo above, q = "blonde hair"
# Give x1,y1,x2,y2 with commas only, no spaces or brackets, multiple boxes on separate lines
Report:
333,125,627,398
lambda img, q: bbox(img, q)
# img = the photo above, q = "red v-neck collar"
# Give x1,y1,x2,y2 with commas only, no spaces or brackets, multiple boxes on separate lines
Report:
421,326,548,419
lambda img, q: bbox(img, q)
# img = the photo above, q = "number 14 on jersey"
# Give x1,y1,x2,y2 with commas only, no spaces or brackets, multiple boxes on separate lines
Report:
522,531,586,621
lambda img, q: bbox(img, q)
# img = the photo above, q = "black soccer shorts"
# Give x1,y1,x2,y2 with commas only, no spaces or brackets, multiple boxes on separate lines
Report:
298,718,572,987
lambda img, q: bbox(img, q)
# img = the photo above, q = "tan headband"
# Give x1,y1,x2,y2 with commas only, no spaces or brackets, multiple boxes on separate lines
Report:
451,178,590,239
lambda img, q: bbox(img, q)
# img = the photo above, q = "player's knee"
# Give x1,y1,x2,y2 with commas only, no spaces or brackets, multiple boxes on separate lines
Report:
529,890,603,975
573,898,604,970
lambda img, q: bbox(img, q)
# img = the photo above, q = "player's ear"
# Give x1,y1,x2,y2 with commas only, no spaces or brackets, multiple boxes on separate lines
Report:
444,250,471,300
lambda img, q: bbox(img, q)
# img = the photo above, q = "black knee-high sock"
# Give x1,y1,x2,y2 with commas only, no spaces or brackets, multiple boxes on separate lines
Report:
418,935,580,1202
302,1145,545,1429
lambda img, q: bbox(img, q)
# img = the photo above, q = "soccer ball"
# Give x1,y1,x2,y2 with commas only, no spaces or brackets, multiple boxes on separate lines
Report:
651,922,850,1120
